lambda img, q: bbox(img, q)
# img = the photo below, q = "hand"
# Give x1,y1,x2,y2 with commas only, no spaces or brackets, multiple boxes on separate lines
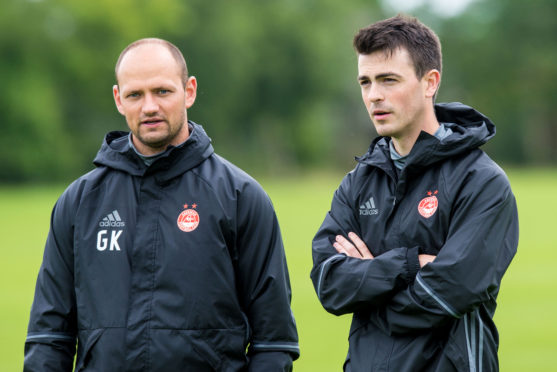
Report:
333,232,374,260
418,254,436,267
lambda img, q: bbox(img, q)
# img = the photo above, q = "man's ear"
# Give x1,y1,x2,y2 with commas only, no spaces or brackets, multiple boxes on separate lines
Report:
184,76,198,109
423,69,441,99
113,85,125,115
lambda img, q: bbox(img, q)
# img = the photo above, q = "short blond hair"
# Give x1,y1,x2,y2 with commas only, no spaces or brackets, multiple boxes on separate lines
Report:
115,38,188,86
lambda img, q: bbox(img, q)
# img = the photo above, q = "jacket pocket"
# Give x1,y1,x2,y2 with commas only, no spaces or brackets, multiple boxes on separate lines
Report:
188,328,249,371
346,321,391,371
75,329,104,371
150,327,248,371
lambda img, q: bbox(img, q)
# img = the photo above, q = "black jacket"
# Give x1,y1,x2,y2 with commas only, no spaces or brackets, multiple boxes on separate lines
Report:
25,122,299,371
311,103,518,371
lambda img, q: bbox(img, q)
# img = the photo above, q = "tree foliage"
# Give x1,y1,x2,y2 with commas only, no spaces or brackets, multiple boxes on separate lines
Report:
438,0,557,164
0,0,555,182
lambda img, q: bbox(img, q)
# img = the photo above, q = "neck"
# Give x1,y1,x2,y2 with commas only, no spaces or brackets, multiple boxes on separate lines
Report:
132,140,167,156
391,106,439,156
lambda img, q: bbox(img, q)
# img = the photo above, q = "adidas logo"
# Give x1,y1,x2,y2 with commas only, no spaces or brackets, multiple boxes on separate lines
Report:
99,210,126,227
359,197,379,215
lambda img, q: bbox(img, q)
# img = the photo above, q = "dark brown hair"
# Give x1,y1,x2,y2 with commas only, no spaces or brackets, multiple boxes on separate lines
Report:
353,15,442,79
115,38,188,86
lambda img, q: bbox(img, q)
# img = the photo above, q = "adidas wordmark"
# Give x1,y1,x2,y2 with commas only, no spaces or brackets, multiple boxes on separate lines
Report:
359,197,379,215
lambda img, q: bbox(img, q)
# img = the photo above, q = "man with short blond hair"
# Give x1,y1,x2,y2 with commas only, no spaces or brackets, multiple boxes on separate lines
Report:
25,38,299,371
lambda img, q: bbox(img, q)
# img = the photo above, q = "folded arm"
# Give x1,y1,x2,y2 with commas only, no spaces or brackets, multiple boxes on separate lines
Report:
369,173,518,334
310,173,421,315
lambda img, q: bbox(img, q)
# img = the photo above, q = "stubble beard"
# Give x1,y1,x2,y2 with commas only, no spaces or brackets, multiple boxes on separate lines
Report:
134,110,187,153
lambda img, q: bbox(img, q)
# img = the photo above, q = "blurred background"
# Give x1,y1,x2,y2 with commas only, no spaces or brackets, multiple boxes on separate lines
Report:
1,0,556,184
2,0,557,371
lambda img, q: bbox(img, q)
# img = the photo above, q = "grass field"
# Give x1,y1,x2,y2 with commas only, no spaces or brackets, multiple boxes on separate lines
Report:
1,168,556,371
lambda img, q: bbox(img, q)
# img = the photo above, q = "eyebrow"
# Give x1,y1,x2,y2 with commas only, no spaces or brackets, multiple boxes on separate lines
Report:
122,84,174,94
358,72,402,81
123,89,140,96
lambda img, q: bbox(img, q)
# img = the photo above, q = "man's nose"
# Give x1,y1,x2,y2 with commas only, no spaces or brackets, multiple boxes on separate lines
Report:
367,83,384,102
142,93,159,114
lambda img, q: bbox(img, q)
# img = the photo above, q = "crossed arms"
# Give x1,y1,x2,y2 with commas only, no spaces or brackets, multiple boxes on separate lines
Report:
310,167,519,334
333,232,436,267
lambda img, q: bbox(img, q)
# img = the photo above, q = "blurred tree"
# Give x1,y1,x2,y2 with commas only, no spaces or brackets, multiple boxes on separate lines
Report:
177,0,382,174
437,0,557,164
1,0,555,183
0,0,192,182
0,0,382,182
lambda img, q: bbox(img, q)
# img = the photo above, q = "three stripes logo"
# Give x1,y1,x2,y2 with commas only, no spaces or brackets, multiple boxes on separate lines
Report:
359,197,379,215
99,210,126,227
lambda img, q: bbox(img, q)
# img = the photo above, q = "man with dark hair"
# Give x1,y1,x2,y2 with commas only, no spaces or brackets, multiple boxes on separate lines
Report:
311,15,518,371
25,38,299,371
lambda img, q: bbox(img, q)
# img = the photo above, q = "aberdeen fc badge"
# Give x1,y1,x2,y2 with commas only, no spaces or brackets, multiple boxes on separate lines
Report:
177,203,200,232
418,190,438,218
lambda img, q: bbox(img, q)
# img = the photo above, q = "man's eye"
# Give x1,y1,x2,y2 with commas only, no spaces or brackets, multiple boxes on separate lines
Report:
158,89,169,94
127,92,140,98
359,80,370,86
383,78,397,83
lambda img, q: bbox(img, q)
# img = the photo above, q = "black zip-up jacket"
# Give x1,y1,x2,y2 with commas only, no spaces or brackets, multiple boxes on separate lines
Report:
311,103,519,371
25,122,299,371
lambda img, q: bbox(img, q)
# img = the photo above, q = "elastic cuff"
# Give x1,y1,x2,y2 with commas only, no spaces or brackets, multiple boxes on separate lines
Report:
249,342,300,359
405,246,421,284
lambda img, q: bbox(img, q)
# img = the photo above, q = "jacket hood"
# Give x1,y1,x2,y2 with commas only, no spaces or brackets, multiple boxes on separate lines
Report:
93,121,214,182
358,102,496,169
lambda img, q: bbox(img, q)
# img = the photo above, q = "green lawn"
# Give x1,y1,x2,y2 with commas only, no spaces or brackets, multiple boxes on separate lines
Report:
1,168,555,371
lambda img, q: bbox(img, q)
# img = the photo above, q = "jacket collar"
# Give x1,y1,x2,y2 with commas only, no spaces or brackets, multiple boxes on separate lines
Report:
93,121,215,182
356,102,495,172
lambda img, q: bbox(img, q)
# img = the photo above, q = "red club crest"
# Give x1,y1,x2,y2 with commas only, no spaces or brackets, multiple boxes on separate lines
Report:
418,190,438,218
177,203,200,232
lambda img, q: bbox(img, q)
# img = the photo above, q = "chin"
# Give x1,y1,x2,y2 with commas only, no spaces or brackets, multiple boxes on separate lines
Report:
373,126,393,138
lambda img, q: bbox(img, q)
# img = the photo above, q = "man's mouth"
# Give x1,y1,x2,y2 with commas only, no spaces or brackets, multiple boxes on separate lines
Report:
372,110,391,120
141,118,165,126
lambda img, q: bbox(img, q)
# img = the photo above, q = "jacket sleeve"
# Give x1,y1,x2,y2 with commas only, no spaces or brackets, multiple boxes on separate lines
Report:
310,171,421,316
24,189,78,371
369,169,519,335
234,181,299,370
